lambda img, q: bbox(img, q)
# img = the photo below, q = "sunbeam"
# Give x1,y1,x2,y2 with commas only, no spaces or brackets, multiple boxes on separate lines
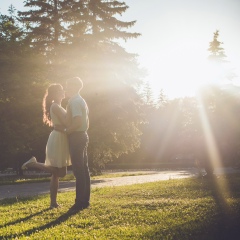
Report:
197,92,231,207
156,111,179,161
197,94,222,171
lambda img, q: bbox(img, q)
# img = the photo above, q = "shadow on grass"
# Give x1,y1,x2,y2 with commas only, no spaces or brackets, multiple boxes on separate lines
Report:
1,208,81,239
91,179,110,185
142,175,240,240
207,175,240,239
142,218,240,240
211,176,230,213
0,208,49,229
0,195,42,206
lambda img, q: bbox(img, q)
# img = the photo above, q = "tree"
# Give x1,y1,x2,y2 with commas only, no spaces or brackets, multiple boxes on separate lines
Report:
0,7,49,172
157,88,168,108
141,81,154,106
0,8,25,52
208,30,237,82
208,30,227,63
59,0,143,172
86,0,140,42
18,0,67,55
0,1,144,173
195,85,240,175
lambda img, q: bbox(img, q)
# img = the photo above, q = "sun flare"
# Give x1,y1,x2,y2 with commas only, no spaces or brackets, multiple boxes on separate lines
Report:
142,42,231,99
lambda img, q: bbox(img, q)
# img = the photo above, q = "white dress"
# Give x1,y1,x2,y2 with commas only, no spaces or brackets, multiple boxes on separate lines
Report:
45,104,71,168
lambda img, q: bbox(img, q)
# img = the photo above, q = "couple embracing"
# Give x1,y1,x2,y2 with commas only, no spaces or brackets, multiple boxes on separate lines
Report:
22,77,90,212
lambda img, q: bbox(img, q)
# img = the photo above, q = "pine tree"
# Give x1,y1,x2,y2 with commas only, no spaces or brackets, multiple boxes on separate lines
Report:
157,89,168,108
62,0,89,45
208,30,237,81
18,0,66,54
85,0,141,74
0,7,48,171
142,81,154,106
1,0,144,172
87,0,140,42
208,30,227,63
0,7,24,47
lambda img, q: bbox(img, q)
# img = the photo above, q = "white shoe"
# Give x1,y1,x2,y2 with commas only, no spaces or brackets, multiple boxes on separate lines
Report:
21,157,37,170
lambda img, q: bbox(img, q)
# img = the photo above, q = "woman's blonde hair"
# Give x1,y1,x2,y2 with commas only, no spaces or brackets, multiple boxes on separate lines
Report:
42,84,63,126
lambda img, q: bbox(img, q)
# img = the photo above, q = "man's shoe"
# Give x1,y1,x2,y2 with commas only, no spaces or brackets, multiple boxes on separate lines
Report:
21,157,37,170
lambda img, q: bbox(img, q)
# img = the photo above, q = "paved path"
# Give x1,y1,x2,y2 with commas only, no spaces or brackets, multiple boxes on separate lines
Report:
0,168,239,200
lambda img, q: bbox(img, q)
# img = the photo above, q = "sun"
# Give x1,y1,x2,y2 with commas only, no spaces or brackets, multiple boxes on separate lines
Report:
142,43,227,99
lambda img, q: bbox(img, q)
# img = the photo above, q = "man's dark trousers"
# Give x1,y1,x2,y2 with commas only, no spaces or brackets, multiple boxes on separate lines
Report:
68,131,90,207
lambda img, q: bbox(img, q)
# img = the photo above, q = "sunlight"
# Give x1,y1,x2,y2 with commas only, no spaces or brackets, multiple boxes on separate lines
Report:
155,109,179,161
197,93,231,205
143,43,232,99
197,95,223,170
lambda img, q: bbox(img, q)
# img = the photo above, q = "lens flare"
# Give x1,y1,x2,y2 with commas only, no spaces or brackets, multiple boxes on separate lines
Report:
197,92,231,208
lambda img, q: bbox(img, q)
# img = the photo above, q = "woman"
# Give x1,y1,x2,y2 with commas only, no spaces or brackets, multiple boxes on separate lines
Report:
21,83,71,209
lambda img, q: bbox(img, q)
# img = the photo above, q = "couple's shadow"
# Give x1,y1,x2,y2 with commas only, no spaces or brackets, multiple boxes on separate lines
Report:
0,208,49,229
1,206,80,239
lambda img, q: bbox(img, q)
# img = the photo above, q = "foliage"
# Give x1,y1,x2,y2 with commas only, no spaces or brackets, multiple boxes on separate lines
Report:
0,10,49,170
195,85,240,171
19,0,66,53
112,30,240,170
0,1,143,173
1,3,240,176
114,84,240,170
208,30,227,63
1,175,240,239
207,30,237,81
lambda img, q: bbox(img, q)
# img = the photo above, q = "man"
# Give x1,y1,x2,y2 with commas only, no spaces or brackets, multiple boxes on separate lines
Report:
64,77,90,211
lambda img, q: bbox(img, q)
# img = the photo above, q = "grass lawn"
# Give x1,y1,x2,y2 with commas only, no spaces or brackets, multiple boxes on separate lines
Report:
1,174,240,239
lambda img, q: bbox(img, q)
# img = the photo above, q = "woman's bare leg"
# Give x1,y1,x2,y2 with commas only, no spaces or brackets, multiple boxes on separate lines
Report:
22,158,67,177
50,174,59,208
49,168,67,208
23,159,67,207
27,162,58,175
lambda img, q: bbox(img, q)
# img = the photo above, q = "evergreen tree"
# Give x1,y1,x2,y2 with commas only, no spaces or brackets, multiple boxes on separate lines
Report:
208,30,227,63
0,8,24,50
0,8,49,172
157,88,168,108
142,81,154,106
86,0,140,42
207,30,237,82
66,0,143,171
15,0,143,172
62,0,88,44
18,0,66,54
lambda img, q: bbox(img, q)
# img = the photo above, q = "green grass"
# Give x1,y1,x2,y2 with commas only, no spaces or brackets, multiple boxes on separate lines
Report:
1,175,240,239
0,172,152,186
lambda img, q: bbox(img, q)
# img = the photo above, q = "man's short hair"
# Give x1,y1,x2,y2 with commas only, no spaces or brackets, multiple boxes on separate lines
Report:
67,77,83,91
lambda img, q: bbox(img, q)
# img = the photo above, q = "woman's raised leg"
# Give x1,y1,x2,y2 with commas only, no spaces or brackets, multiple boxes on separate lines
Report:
21,157,58,175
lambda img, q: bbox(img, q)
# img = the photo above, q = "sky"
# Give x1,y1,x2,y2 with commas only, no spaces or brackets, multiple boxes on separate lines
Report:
1,0,240,99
